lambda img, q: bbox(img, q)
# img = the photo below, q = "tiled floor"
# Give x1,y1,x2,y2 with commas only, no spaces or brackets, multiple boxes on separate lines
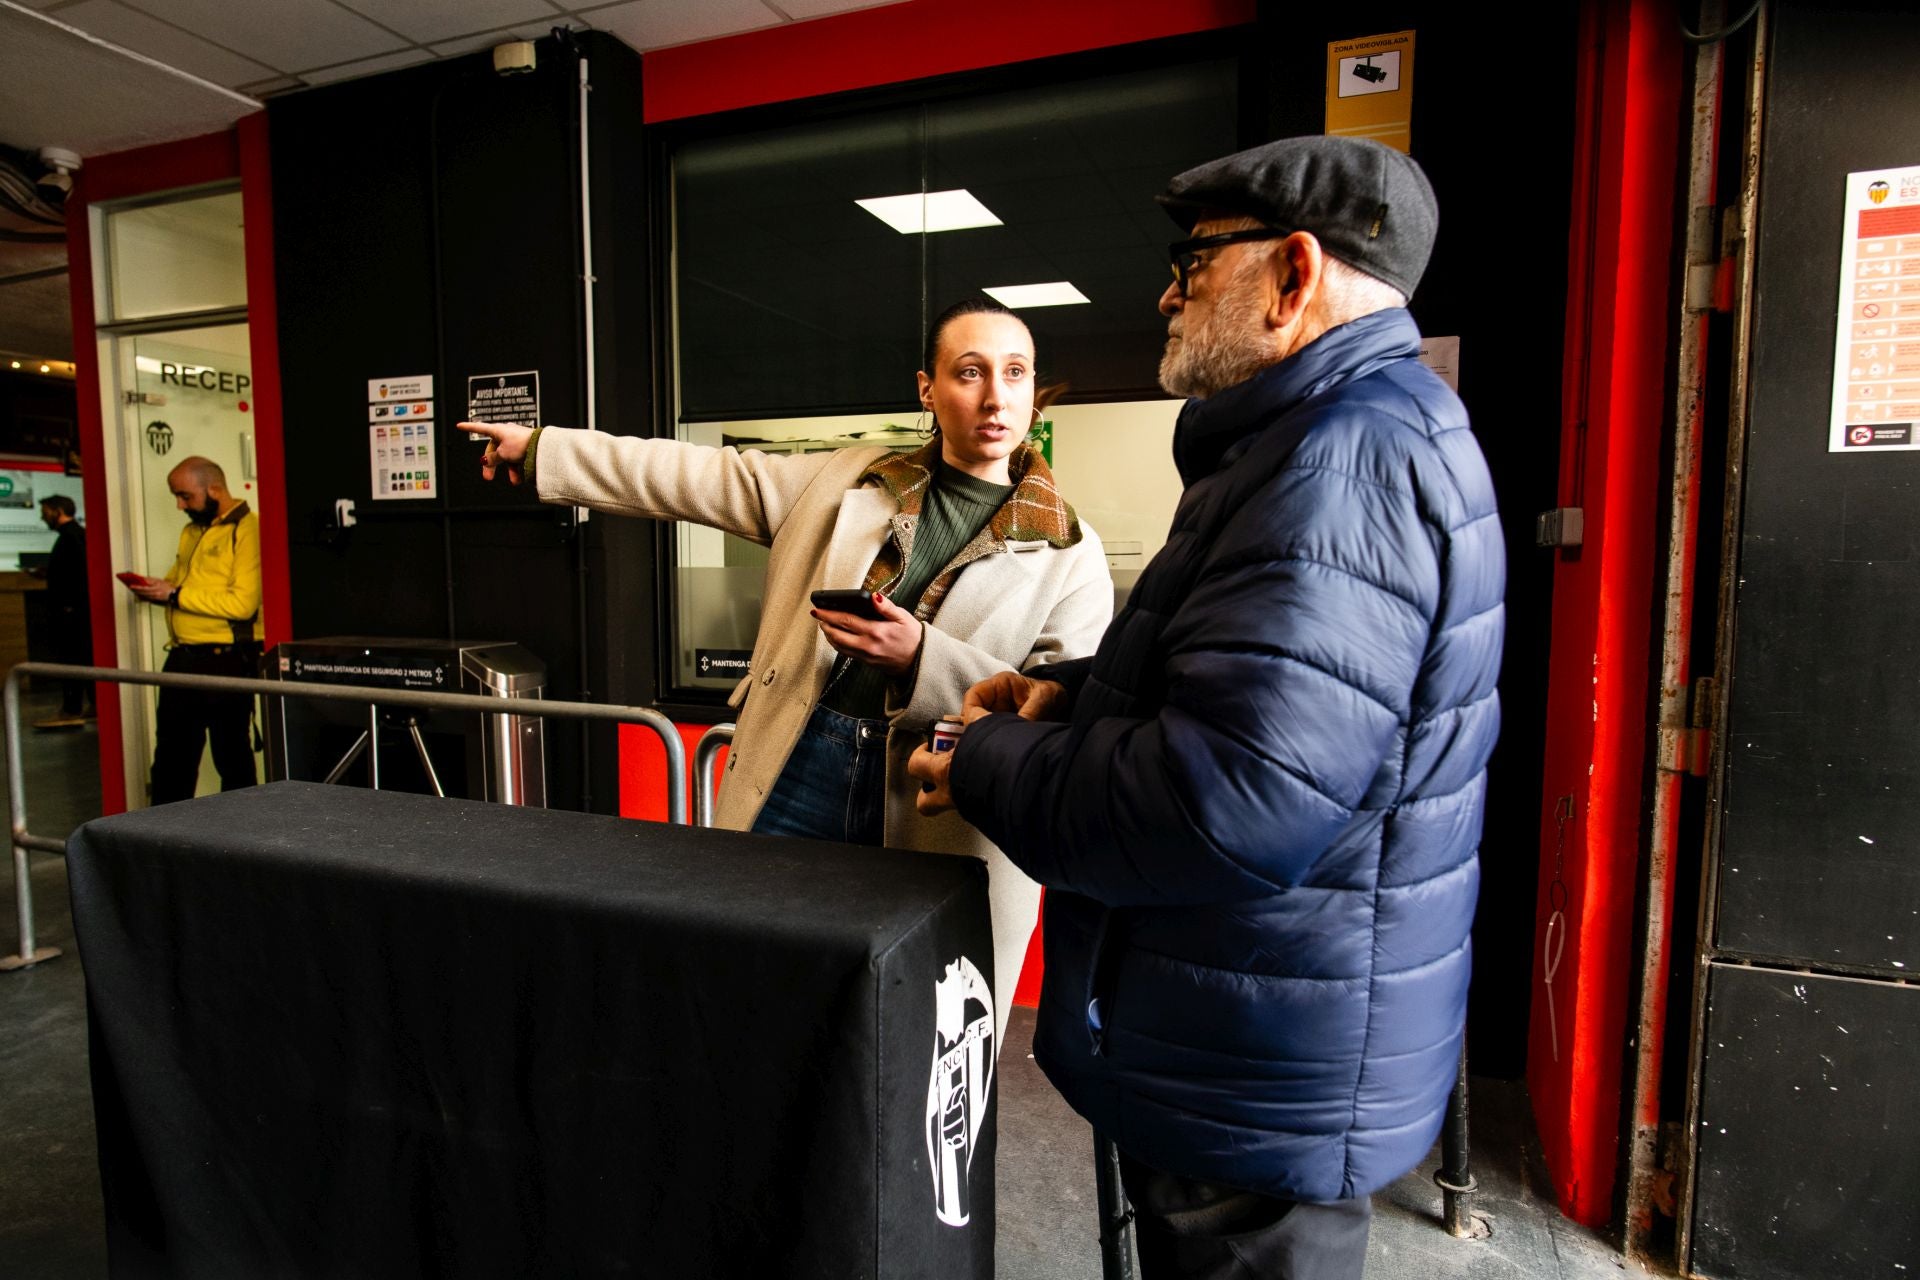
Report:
0,693,1644,1278
994,1007,1638,1280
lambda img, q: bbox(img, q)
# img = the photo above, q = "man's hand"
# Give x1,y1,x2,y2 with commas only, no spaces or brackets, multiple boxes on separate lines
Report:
907,743,954,816
127,577,173,604
812,592,923,677
962,671,1070,723
461,421,535,486
909,673,1072,816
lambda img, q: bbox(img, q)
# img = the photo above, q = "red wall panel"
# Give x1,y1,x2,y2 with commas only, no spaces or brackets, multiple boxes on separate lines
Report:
237,113,292,650
1525,0,1682,1227
643,0,1253,123
617,719,1047,1005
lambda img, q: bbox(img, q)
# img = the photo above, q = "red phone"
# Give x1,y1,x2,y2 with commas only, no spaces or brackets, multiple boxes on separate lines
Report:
115,572,148,587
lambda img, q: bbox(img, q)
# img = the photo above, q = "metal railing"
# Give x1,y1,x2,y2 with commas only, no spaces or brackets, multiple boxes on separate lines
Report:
692,723,734,828
3,661,687,971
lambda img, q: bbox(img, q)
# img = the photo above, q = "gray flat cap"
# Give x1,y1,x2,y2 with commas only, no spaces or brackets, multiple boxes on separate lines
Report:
1158,135,1438,298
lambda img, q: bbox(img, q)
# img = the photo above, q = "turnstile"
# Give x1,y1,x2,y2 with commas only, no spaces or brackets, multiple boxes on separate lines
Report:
265,637,546,806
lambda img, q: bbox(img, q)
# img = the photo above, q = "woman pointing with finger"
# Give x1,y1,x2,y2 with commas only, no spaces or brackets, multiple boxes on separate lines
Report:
462,299,1111,1035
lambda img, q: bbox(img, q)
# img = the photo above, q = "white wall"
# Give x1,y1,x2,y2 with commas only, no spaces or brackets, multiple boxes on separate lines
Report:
1046,399,1184,570
665,398,1186,685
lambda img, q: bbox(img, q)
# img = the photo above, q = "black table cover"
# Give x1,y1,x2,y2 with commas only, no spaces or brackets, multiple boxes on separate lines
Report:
68,781,997,1278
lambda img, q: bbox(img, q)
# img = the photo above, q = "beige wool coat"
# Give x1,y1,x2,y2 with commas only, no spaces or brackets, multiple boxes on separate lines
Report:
533,428,1114,1021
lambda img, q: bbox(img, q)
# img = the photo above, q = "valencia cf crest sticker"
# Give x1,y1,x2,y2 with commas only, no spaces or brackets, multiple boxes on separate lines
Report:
926,956,994,1227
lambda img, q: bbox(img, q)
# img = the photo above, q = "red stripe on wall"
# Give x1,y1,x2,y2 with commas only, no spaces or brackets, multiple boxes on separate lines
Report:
237,112,292,647
618,718,1047,1007
80,130,238,203
66,178,125,816
1526,0,1683,1227
642,0,1255,123
618,720,725,823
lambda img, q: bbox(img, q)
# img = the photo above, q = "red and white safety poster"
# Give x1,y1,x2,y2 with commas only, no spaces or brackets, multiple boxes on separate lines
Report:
1831,164,1920,452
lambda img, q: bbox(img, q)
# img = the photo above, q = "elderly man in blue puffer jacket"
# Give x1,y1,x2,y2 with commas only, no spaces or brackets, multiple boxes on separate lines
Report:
911,135,1504,1279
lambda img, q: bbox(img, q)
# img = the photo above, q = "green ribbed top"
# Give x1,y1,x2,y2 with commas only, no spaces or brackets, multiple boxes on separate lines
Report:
821,461,1012,719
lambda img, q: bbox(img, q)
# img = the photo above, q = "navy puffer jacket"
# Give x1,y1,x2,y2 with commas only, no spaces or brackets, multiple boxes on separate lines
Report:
950,308,1504,1203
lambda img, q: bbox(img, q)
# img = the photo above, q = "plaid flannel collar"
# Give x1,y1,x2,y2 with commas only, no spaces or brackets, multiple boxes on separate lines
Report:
859,440,1081,548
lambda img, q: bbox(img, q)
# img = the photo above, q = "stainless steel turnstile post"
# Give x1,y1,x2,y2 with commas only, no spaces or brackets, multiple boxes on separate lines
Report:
461,644,546,807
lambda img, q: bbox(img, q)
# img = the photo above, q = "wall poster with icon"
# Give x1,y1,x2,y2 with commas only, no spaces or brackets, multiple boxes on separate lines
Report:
1324,30,1416,154
1830,164,1920,452
368,374,438,498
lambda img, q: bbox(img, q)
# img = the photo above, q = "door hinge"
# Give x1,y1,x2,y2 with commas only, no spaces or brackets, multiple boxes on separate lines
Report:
1658,675,1717,775
1685,206,1742,314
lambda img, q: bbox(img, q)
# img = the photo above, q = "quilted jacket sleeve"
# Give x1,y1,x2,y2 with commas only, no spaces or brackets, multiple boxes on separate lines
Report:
950,445,1443,906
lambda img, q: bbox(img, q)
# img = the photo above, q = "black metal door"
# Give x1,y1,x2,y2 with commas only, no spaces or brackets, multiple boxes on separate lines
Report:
1690,3,1920,1275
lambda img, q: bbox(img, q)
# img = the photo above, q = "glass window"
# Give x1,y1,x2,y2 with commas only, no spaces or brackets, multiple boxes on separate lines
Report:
676,112,924,420
924,64,1240,397
666,57,1238,696
104,190,248,322
124,324,258,673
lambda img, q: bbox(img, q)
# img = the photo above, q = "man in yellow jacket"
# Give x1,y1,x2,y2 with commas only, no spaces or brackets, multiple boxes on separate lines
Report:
124,456,264,804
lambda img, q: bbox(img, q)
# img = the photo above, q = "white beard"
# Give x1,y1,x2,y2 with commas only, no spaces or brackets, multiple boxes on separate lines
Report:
1157,255,1281,400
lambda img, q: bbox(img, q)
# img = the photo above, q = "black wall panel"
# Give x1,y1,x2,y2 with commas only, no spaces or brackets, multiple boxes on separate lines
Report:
270,32,652,814
1246,2,1576,1079
1719,0,1920,973
1692,964,1920,1278
1692,4,1920,1275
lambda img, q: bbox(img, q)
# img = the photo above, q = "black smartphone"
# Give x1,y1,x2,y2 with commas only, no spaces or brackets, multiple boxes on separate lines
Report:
810,588,886,620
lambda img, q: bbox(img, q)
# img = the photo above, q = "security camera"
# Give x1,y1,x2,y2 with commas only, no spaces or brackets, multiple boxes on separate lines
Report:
36,147,80,201
1351,58,1388,84
492,40,536,75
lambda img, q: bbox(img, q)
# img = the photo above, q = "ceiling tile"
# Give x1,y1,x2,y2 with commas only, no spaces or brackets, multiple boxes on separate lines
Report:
0,273,77,362
572,0,781,52
771,0,908,20
333,0,562,45
427,23,569,59
57,0,277,89
118,0,408,74
295,47,438,85
0,7,256,157
235,75,306,96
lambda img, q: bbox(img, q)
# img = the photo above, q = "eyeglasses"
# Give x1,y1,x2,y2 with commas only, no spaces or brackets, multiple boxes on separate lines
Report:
1167,228,1289,297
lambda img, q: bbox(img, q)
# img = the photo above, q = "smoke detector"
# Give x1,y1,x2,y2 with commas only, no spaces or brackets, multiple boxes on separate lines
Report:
492,41,536,75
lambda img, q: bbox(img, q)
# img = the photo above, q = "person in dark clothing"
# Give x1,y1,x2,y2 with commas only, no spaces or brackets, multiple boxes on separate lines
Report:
34,495,92,728
910,136,1506,1279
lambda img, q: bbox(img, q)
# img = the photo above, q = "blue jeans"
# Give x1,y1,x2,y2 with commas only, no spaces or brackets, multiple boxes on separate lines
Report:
750,705,888,846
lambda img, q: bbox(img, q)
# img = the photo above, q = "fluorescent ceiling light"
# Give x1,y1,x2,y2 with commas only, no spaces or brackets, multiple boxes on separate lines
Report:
855,189,1002,234
981,282,1091,309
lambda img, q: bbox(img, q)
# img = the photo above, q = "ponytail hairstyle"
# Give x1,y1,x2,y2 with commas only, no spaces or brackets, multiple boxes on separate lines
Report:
922,297,1030,376
921,298,1065,429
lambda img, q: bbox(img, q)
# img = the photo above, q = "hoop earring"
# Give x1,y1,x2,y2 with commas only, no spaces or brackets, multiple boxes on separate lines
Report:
1030,407,1043,429
916,410,936,439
